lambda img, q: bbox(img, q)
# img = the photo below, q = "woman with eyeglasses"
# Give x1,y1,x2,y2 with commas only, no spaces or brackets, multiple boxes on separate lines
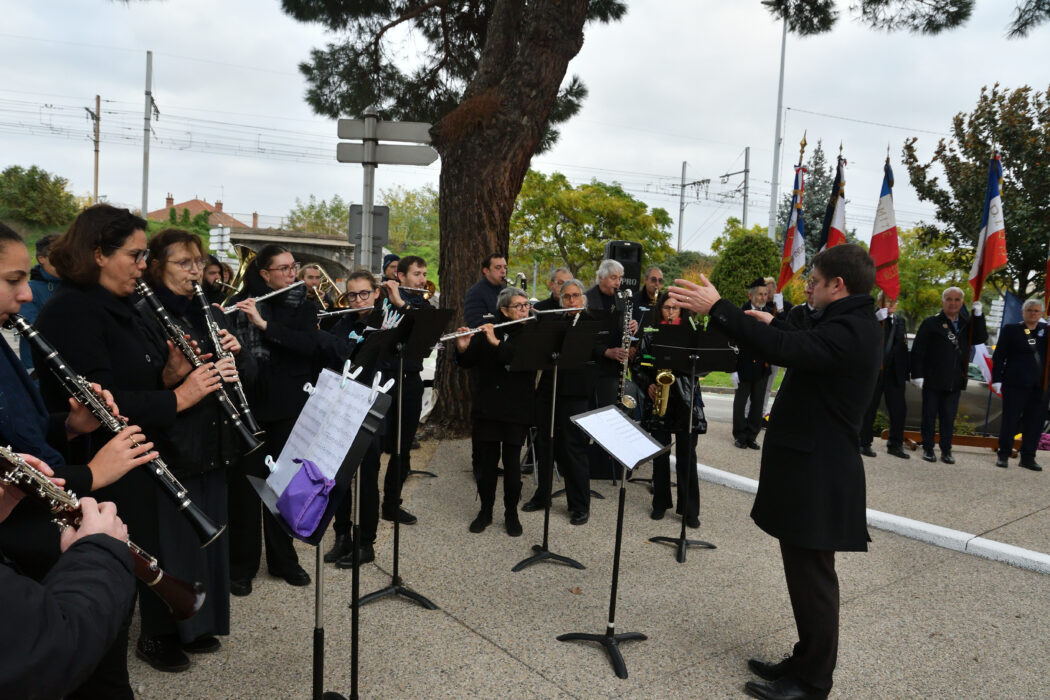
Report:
225,244,317,595
452,286,536,536
33,204,225,692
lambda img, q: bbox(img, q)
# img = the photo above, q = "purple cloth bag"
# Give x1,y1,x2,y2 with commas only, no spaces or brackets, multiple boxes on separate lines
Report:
276,458,335,538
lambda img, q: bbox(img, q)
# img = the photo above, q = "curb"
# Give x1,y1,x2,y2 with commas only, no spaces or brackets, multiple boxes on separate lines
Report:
678,460,1050,576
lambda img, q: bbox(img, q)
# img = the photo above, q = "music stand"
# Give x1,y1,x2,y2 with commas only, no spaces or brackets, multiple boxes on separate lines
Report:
558,405,669,679
510,315,598,572
646,324,720,563
247,372,392,700
360,307,452,609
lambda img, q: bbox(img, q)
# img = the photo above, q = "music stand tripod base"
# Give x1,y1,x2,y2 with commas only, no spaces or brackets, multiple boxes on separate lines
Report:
556,628,648,680
407,469,437,478
648,532,716,563
551,487,605,500
512,543,586,572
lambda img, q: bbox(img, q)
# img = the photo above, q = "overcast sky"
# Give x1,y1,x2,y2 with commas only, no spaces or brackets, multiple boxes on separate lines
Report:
1,0,1045,254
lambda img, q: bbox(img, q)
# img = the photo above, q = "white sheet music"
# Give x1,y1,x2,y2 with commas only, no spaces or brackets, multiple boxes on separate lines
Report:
265,369,375,497
571,406,664,472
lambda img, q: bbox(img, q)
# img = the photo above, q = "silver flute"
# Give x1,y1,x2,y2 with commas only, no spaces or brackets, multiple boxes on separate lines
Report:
222,280,304,314
439,315,536,342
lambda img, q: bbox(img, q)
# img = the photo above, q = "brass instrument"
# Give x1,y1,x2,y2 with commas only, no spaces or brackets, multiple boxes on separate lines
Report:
515,272,527,297
384,280,436,300
304,264,345,311
653,369,675,417
221,244,256,306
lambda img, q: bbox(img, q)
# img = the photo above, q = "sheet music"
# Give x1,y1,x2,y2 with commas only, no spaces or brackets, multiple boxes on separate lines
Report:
571,406,665,472
265,369,375,496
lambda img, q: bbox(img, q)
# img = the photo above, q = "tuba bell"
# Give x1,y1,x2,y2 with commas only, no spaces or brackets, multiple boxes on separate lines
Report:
222,244,256,306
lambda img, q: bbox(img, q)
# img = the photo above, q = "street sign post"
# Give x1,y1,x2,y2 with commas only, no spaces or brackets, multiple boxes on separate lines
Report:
349,205,390,272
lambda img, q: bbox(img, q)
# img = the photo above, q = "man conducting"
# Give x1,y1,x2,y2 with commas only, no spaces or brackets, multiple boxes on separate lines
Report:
670,244,880,700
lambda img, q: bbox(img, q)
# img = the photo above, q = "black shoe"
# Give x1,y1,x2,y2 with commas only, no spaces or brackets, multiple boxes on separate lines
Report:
272,565,311,587
382,507,418,525
745,676,827,700
940,451,955,465
181,635,221,654
650,507,666,521
747,440,761,450
686,514,700,529
1019,460,1043,471
734,439,747,449
860,445,877,457
230,578,252,597
505,510,523,537
747,656,792,681
521,463,534,475
336,543,375,568
411,439,421,450
922,449,936,462
469,510,492,533
887,446,911,459
136,635,190,673
323,533,351,563
521,498,547,512
569,510,589,526
995,455,1009,468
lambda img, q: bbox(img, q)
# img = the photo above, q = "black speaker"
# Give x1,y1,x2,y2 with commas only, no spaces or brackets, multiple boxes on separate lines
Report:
603,240,643,293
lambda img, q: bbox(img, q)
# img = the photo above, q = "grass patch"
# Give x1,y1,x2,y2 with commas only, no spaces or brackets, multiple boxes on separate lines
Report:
699,371,786,390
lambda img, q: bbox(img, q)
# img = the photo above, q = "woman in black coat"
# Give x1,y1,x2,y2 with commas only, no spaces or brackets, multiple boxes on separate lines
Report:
453,286,536,536
227,244,320,593
33,205,224,684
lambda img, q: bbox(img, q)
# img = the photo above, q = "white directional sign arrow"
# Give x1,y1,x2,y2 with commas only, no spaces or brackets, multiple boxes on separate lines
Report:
337,119,433,144
336,143,439,166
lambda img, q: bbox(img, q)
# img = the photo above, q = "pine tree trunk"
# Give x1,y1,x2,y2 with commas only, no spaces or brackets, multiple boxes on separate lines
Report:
427,0,588,436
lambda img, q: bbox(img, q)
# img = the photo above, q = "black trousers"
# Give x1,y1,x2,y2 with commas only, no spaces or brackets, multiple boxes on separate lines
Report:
474,439,523,514
862,372,907,449
779,541,839,693
920,387,961,452
228,417,301,580
383,371,423,511
650,429,699,518
332,439,382,545
998,384,1049,460
530,395,591,513
733,378,767,442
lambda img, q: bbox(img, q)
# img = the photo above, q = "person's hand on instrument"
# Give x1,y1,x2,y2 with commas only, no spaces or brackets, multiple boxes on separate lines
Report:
647,383,658,402
218,328,241,356
87,425,156,489
65,383,118,438
215,357,239,384
481,323,498,346
1,455,62,521
454,327,471,353
59,497,128,551
174,363,223,412
604,347,628,362
236,298,267,330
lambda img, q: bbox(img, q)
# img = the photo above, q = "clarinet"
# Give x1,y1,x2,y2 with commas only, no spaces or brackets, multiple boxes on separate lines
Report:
191,282,264,438
134,281,263,455
0,445,206,622
5,314,225,548
616,289,637,411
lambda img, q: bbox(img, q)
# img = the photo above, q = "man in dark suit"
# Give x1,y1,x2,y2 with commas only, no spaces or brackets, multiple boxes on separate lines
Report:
533,266,571,312
463,253,507,327
670,244,881,700
733,278,771,450
585,259,637,408
910,286,988,463
633,265,663,325
991,299,1048,471
860,293,910,459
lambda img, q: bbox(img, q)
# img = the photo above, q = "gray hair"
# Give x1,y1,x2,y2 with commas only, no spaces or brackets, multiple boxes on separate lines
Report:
1023,298,1045,311
596,259,624,281
644,265,662,278
942,286,964,300
559,279,588,310
497,286,528,308
548,266,571,282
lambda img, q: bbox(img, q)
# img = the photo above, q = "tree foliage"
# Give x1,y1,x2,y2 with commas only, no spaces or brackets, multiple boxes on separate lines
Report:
709,233,780,308
659,250,716,285
0,165,80,228
902,84,1050,299
710,216,769,255
509,170,673,283
381,184,441,286
894,227,968,329
288,193,350,238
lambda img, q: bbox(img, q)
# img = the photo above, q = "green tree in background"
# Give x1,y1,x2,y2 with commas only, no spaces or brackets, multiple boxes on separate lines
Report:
710,216,769,255
0,165,79,228
709,233,780,307
902,83,1050,299
288,194,350,238
510,170,672,283
381,185,441,287
894,227,967,329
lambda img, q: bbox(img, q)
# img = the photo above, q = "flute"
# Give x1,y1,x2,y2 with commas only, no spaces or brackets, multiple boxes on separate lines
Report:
0,445,206,622
5,314,227,548
317,304,376,319
439,315,536,342
222,280,304,314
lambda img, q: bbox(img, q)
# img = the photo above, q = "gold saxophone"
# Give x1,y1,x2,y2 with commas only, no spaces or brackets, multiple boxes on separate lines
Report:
653,369,675,417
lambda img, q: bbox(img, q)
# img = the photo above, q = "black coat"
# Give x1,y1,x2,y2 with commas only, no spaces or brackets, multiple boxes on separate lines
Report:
585,285,627,378
782,303,815,330
709,294,881,551
455,323,536,426
992,321,1048,388
880,315,909,386
532,293,559,312
632,286,660,325
736,301,772,381
463,278,503,327
911,311,988,391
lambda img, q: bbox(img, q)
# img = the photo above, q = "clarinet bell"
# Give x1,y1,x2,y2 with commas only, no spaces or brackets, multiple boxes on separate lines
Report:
184,500,226,548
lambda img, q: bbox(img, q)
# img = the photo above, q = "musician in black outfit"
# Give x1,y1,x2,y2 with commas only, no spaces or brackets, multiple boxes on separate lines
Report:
33,205,224,686
783,277,816,330
133,228,256,664
585,259,638,409
991,299,1048,471
910,286,988,463
860,292,910,459
454,286,535,536
533,266,572,311
201,254,227,305
734,278,772,450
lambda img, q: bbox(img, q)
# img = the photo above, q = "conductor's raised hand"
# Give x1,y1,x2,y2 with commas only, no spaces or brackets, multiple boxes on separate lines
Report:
668,275,721,315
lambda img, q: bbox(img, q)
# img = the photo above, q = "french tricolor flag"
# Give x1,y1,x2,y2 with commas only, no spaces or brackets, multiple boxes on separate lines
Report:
969,152,1008,299
818,154,847,252
869,159,900,299
777,164,807,292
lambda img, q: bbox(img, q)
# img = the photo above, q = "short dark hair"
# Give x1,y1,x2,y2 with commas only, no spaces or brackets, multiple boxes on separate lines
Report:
482,253,506,270
347,269,377,289
243,244,291,294
144,228,204,287
811,244,875,296
398,255,426,275
35,233,59,258
49,204,148,285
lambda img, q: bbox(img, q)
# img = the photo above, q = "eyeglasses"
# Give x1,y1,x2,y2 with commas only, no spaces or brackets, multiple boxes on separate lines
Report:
561,292,583,300
169,257,204,271
118,247,149,264
343,290,374,301
506,302,531,311
266,263,301,274
648,276,664,283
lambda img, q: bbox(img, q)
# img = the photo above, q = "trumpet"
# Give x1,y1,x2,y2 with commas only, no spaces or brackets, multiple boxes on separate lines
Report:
653,369,675,417
303,264,344,311
387,280,436,300
222,280,305,314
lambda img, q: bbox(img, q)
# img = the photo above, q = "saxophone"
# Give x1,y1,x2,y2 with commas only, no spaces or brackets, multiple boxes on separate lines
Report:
653,369,675,417
616,290,636,410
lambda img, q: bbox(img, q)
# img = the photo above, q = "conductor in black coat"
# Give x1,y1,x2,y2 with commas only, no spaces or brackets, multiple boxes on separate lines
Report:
991,299,1049,470
860,292,910,459
671,244,881,699
909,287,988,463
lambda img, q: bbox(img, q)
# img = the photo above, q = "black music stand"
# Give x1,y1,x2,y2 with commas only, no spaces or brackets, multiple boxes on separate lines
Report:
247,372,392,700
359,307,451,609
646,324,722,563
511,316,598,572
558,405,669,679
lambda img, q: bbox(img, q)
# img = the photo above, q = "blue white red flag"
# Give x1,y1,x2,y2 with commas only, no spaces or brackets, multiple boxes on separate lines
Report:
969,152,1008,299
777,164,807,292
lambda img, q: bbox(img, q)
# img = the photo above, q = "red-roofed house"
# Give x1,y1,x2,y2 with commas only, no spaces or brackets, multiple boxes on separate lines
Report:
147,194,248,229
